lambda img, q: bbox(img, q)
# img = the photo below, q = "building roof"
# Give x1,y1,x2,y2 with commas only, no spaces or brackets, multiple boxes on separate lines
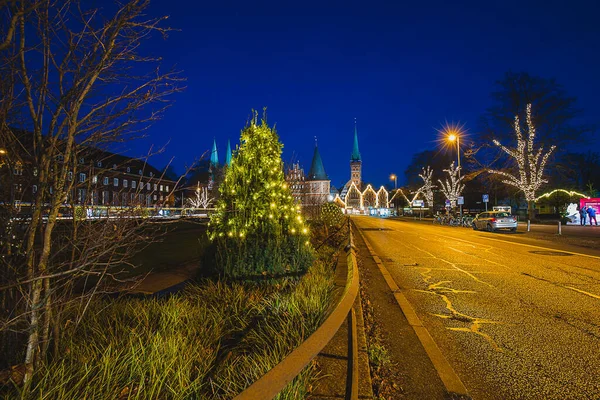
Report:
351,123,361,162
7,128,172,182
308,145,328,181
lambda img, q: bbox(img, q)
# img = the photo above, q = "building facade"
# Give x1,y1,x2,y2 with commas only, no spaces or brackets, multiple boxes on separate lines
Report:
0,132,176,210
336,123,389,212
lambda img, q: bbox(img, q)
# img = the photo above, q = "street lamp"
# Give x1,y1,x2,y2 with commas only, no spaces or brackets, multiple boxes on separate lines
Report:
447,132,462,217
390,174,397,190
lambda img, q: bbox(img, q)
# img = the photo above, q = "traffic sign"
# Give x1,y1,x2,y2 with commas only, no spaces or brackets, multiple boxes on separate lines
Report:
457,196,464,205
483,194,489,203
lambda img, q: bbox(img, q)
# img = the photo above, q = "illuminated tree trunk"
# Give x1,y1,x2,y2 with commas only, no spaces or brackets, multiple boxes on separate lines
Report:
489,104,555,218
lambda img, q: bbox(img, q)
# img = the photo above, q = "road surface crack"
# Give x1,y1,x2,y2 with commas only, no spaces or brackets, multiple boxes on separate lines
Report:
417,290,504,352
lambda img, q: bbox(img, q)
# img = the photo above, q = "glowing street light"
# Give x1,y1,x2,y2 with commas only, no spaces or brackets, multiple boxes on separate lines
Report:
446,132,460,170
446,130,462,216
390,174,397,190
0,149,6,155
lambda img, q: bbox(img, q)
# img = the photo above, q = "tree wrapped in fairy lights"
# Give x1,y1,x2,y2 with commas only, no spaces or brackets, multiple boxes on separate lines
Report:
438,162,464,210
488,104,556,220
419,166,436,209
209,110,313,277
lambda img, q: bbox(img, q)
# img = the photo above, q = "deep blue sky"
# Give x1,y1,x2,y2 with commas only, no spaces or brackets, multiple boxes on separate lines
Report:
132,0,600,188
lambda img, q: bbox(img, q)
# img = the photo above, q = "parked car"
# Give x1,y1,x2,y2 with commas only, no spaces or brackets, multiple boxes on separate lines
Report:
472,211,517,232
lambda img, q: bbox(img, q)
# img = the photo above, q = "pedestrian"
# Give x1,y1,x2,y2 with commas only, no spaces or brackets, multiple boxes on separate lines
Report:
580,206,587,226
587,206,598,226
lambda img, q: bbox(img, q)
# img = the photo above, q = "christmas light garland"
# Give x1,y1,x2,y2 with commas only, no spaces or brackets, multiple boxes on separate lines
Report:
535,189,589,201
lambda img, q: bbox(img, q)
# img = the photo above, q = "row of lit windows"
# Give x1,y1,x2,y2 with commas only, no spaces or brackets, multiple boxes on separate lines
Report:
55,155,157,177
64,172,169,192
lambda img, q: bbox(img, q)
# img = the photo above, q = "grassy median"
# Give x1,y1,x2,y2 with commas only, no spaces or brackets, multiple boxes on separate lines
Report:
13,224,344,399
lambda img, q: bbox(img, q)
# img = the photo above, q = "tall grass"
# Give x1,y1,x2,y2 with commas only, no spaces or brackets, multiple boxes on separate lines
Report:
14,257,335,399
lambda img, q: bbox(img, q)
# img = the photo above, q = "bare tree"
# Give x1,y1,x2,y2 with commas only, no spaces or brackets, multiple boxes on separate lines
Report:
186,182,214,209
488,104,555,220
438,162,464,211
0,0,183,386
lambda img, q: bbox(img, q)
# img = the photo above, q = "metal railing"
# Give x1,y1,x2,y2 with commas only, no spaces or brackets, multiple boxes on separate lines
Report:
235,223,360,400
3,203,216,220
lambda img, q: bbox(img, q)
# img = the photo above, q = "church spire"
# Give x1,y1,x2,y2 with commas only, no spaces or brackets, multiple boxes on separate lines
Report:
225,139,232,166
210,138,219,167
308,139,328,181
351,118,361,161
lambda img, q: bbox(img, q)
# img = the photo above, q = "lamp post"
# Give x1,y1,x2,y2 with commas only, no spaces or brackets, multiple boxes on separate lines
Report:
447,132,462,217
390,174,397,190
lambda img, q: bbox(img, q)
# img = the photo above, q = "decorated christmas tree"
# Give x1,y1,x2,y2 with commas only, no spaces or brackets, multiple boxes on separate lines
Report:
209,110,313,277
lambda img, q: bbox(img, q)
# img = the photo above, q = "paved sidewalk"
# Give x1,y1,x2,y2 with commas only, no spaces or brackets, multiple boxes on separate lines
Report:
352,224,452,399
310,251,373,400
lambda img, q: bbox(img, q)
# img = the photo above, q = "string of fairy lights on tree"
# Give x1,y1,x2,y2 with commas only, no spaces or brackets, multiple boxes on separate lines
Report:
209,111,309,244
488,103,556,204
438,161,464,207
418,166,436,208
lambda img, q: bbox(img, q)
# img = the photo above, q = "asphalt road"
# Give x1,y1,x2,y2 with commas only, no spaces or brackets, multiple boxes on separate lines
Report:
353,216,600,400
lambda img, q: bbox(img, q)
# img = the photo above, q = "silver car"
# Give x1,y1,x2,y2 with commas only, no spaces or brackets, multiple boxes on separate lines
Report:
472,211,517,232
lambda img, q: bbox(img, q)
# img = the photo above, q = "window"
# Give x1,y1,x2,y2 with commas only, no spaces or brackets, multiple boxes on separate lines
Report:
79,173,86,183
113,164,117,169
146,183,150,190
97,161,102,167
127,167,131,173
154,183,157,191
79,158,84,164
92,175,98,184
123,179,128,188
14,183,23,192
113,178,119,187
165,185,169,192
49,187,53,194
68,171,73,181
149,172,153,177
132,180,137,189
32,185,38,193
33,168,38,177
122,192,128,205
77,189,86,203
13,164,23,175
160,184,164,192
130,193,135,202
103,177,109,185
139,169,143,175
153,194,157,201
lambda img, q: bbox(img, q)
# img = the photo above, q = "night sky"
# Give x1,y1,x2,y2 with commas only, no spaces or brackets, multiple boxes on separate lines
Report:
132,0,600,189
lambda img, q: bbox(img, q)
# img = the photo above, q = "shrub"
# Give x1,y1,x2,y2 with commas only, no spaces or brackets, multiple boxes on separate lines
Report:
320,202,344,228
